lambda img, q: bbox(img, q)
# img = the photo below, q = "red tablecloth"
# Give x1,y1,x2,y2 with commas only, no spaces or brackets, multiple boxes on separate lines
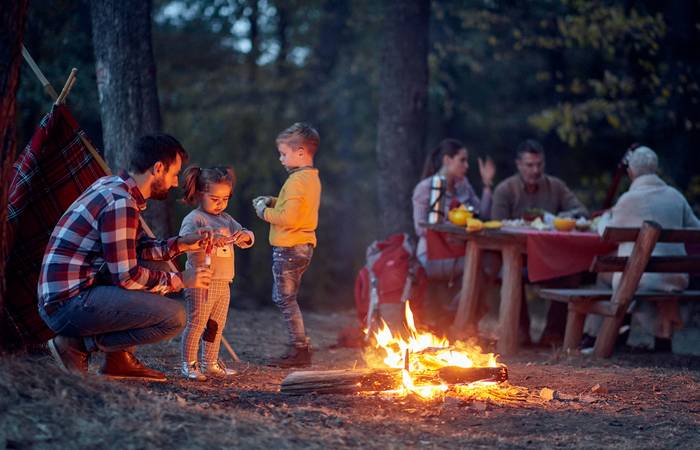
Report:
516,228,617,282
426,228,617,282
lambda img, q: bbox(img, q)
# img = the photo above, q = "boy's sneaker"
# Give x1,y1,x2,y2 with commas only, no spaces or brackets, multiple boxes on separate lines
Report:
100,351,166,382
48,336,89,374
268,345,312,368
654,337,672,353
202,360,237,377
181,361,207,381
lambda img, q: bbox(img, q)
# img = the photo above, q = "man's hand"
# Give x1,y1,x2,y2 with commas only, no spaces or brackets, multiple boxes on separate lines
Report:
179,228,213,252
182,267,212,288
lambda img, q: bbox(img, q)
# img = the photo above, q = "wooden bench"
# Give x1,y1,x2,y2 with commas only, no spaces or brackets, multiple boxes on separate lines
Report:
538,221,700,358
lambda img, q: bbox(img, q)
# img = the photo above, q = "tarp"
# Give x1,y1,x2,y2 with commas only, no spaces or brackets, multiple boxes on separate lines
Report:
2,104,107,348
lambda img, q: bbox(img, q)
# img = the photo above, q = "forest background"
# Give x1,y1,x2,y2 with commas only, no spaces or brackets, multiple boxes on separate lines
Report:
15,0,700,311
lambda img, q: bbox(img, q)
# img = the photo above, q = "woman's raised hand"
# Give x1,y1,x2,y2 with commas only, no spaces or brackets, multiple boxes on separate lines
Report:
478,156,496,187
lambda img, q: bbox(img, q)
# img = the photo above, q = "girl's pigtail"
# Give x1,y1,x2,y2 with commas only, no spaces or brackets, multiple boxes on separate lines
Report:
224,166,236,189
421,145,441,179
181,166,201,205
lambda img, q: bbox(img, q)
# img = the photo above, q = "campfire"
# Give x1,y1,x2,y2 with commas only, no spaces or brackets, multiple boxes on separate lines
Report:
281,302,508,399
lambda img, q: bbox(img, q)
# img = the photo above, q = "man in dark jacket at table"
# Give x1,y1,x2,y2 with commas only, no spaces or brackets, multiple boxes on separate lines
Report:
489,139,588,345
491,139,588,220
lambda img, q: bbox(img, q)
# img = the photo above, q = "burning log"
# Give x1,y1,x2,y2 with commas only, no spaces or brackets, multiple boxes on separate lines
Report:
437,366,508,385
280,366,508,395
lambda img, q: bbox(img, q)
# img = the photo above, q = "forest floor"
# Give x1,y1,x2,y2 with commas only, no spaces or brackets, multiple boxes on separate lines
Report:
1,306,699,449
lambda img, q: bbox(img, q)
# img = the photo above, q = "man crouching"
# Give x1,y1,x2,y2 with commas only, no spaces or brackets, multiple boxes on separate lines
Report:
37,134,212,381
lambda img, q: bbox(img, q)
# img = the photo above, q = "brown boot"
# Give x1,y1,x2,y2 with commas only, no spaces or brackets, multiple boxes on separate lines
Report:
268,345,312,368
48,336,89,374
99,351,166,382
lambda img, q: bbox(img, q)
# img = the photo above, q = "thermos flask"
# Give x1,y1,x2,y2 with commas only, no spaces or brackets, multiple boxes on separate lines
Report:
428,175,446,224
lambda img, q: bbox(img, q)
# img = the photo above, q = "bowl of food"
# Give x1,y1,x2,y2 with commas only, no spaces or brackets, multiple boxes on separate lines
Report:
575,217,591,231
553,217,576,232
448,208,472,226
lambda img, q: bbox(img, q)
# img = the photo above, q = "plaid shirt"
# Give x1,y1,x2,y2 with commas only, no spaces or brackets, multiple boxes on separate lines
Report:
38,173,184,310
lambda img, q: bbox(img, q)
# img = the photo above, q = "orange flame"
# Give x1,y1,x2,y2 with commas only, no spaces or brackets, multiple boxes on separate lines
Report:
366,301,499,399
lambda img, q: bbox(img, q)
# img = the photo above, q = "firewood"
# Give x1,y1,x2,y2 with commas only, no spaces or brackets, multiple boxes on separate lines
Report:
280,366,508,395
436,366,508,384
280,368,401,394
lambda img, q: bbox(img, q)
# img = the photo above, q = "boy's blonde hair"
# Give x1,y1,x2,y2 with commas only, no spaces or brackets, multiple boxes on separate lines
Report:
276,122,320,156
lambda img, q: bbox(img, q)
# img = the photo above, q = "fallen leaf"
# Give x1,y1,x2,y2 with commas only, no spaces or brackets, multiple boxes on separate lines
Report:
591,383,608,394
540,387,556,401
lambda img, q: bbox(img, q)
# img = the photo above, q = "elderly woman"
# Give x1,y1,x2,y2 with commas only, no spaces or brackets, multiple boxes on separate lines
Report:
412,138,495,280
586,146,700,351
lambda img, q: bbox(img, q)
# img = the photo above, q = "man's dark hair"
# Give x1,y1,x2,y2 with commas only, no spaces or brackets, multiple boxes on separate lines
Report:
515,139,545,160
129,134,189,174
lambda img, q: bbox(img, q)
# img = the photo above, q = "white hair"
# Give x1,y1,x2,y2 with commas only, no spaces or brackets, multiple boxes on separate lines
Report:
628,146,658,177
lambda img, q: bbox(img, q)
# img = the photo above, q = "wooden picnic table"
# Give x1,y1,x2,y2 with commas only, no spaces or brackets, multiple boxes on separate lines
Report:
424,222,616,355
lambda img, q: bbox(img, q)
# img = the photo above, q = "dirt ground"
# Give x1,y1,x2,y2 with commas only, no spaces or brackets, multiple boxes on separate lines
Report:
1,306,699,449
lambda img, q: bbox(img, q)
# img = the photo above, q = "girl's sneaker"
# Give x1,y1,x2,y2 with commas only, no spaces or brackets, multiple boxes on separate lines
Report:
202,360,237,377
181,361,207,381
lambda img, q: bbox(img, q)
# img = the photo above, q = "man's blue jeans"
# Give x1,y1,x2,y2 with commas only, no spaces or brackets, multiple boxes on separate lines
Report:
272,244,313,348
39,286,185,353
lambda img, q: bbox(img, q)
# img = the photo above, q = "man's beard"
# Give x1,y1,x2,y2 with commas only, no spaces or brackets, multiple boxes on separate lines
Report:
150,177,170,200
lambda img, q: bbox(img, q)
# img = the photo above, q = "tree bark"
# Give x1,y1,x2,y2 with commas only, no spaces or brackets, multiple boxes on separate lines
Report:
90,0,172,237
375,0,430,237
0,0,29,350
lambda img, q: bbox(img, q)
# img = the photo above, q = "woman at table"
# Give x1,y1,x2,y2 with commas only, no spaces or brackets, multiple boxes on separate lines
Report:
412,138,496,280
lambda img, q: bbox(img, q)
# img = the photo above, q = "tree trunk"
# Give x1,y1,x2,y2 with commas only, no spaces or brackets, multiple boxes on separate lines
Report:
246,0,259,84
0,0,29,350
90,0,172,238
375,0,430,237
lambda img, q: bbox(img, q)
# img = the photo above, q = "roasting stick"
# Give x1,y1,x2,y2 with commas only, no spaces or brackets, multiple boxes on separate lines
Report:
21,45,242,364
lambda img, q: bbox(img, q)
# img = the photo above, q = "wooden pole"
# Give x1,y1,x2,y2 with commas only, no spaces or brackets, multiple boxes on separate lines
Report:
21,45,58,100
55,68,77,105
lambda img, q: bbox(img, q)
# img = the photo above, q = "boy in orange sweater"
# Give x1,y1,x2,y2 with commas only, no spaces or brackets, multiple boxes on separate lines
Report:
253,123,321,367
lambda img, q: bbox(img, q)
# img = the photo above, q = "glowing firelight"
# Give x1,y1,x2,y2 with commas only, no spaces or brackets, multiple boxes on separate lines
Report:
365,301,501,399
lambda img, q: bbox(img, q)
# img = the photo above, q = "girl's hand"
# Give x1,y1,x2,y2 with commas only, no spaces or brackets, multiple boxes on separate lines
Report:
478,157,496,187
230,230,252,247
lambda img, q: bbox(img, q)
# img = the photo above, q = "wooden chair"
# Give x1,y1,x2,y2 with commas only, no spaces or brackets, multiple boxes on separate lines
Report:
538,221,700,358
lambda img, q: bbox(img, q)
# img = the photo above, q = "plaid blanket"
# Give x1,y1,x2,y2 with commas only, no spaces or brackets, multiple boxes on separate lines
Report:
2,104,107,349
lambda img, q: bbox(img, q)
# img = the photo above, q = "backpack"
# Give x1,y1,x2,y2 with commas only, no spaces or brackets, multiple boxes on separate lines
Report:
354,233,427,332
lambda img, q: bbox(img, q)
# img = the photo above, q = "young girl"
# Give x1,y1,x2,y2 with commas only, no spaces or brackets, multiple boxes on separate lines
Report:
179,166,254,380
